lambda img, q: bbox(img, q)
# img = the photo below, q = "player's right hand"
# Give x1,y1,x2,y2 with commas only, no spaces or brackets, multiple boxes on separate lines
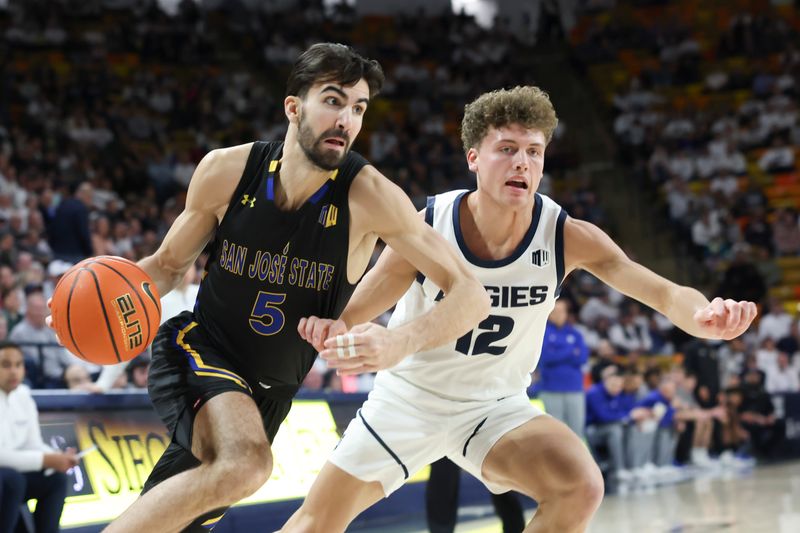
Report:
298,316,347,353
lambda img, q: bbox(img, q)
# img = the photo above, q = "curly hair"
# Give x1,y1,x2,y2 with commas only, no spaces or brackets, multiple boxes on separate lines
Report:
460,86,558,153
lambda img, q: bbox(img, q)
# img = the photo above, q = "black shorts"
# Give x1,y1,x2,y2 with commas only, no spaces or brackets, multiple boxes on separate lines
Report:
147,310,295,454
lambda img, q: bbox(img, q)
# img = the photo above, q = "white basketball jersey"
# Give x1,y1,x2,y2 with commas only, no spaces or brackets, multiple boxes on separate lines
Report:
378,190,567,401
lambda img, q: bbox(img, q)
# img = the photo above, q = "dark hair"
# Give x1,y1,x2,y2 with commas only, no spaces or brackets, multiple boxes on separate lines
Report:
286,43,384,99
0,340,22,355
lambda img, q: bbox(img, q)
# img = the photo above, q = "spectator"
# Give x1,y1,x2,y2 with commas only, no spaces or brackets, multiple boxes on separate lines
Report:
673,368,726,467
539,300,589,438
47,181,93,263
608,305,652,355
764,352,800,393
739,369,783,459
627,377,678,472
757,137,795,173
715,244,767,304
578,288,620,325
2,286,24,333
585,366,632,483
63,364,94,391
683,338,722,410
9,292,99,388
718,337,748,386
772,209,800,256
590,339,617,384
758,297,793,343
718,386,750,462
743,210,774,254
0,341,76,533
752,245,782,288
777,320,799,357
126,356,151,390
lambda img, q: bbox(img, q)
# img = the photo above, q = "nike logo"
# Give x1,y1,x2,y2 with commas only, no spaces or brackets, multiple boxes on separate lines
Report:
141,282,161,313
258,381,272,389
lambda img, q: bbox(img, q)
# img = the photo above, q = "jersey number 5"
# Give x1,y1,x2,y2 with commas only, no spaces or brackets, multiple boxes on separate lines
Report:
249,291,286,336
455,315,514,356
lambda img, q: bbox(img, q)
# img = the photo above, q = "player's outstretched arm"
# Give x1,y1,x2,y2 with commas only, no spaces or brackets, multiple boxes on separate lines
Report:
317,168,490,374
565,218,757,340
138,143,252,297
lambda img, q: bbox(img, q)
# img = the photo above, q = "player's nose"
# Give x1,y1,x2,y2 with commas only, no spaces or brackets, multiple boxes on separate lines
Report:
512,152,529,171
335,109,352,131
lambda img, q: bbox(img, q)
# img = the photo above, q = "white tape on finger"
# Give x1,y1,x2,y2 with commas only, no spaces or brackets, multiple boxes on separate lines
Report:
336,335,345,347
346,333,355,346
337,347,345,359
348,344,356,358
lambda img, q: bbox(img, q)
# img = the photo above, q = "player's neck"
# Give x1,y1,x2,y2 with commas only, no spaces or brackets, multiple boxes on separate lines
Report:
275,137,336,210
461,192,533,260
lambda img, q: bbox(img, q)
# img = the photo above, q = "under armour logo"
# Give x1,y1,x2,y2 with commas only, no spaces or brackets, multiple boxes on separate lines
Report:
241,194,255,208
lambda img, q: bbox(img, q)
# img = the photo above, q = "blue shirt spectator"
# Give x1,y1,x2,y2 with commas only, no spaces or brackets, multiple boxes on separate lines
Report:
539,318,588,392
586,381,631,425
634,389,675,428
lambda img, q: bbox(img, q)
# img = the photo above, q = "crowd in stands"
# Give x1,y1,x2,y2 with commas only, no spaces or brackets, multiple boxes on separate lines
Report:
568,0,800,481
0,1,798,488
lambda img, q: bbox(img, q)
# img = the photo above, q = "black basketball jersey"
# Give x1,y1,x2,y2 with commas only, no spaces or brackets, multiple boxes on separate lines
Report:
194,141,367,389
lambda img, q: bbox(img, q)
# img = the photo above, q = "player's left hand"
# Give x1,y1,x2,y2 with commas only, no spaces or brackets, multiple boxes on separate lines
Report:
693,297,758,340
319,322,412,376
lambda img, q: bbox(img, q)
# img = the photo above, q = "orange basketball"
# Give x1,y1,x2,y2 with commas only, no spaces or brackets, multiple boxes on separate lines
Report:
50,256,162,365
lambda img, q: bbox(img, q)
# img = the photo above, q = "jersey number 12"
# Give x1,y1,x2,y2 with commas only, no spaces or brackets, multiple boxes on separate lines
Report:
455,315,514,356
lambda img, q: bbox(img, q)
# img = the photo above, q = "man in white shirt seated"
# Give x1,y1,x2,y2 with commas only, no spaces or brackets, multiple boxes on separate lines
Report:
758,297,793,343
9,291,100,388
765,352,800,394
0,341,78,533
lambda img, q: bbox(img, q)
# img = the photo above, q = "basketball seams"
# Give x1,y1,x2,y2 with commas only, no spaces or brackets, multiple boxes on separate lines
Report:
84,268,124,363
86,260,156,351
65,269,89,362
95,256,161,314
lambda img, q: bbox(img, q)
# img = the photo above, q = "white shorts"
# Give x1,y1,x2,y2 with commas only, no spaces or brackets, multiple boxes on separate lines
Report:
327,372,544,496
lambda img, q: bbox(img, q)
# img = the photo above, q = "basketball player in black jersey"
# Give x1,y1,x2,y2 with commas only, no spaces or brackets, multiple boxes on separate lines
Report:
93,43,490,533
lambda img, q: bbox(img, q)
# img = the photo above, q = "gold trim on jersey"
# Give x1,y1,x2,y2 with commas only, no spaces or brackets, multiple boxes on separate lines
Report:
176,322,251,393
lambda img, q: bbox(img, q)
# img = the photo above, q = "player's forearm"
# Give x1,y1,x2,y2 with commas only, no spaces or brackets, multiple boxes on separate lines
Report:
341,280,405,327
137,254,184,298
339,254,416,327
393,277,489,354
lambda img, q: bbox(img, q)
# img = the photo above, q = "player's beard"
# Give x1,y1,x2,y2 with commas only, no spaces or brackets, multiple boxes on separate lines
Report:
297,114,349,171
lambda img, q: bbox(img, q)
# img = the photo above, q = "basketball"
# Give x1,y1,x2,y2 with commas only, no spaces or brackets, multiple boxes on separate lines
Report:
50,256,162,365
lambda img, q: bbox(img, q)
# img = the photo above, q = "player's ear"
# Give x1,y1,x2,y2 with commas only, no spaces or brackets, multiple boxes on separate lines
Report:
285,96,301,124
466,148,479,173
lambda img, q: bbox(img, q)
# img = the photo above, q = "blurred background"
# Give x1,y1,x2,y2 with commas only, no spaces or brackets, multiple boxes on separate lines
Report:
2,0,800,531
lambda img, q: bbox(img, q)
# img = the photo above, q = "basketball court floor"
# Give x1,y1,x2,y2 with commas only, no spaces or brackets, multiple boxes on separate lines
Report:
361,460,800,533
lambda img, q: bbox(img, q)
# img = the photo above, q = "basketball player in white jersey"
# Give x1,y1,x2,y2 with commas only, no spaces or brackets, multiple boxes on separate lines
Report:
282,86,758,533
